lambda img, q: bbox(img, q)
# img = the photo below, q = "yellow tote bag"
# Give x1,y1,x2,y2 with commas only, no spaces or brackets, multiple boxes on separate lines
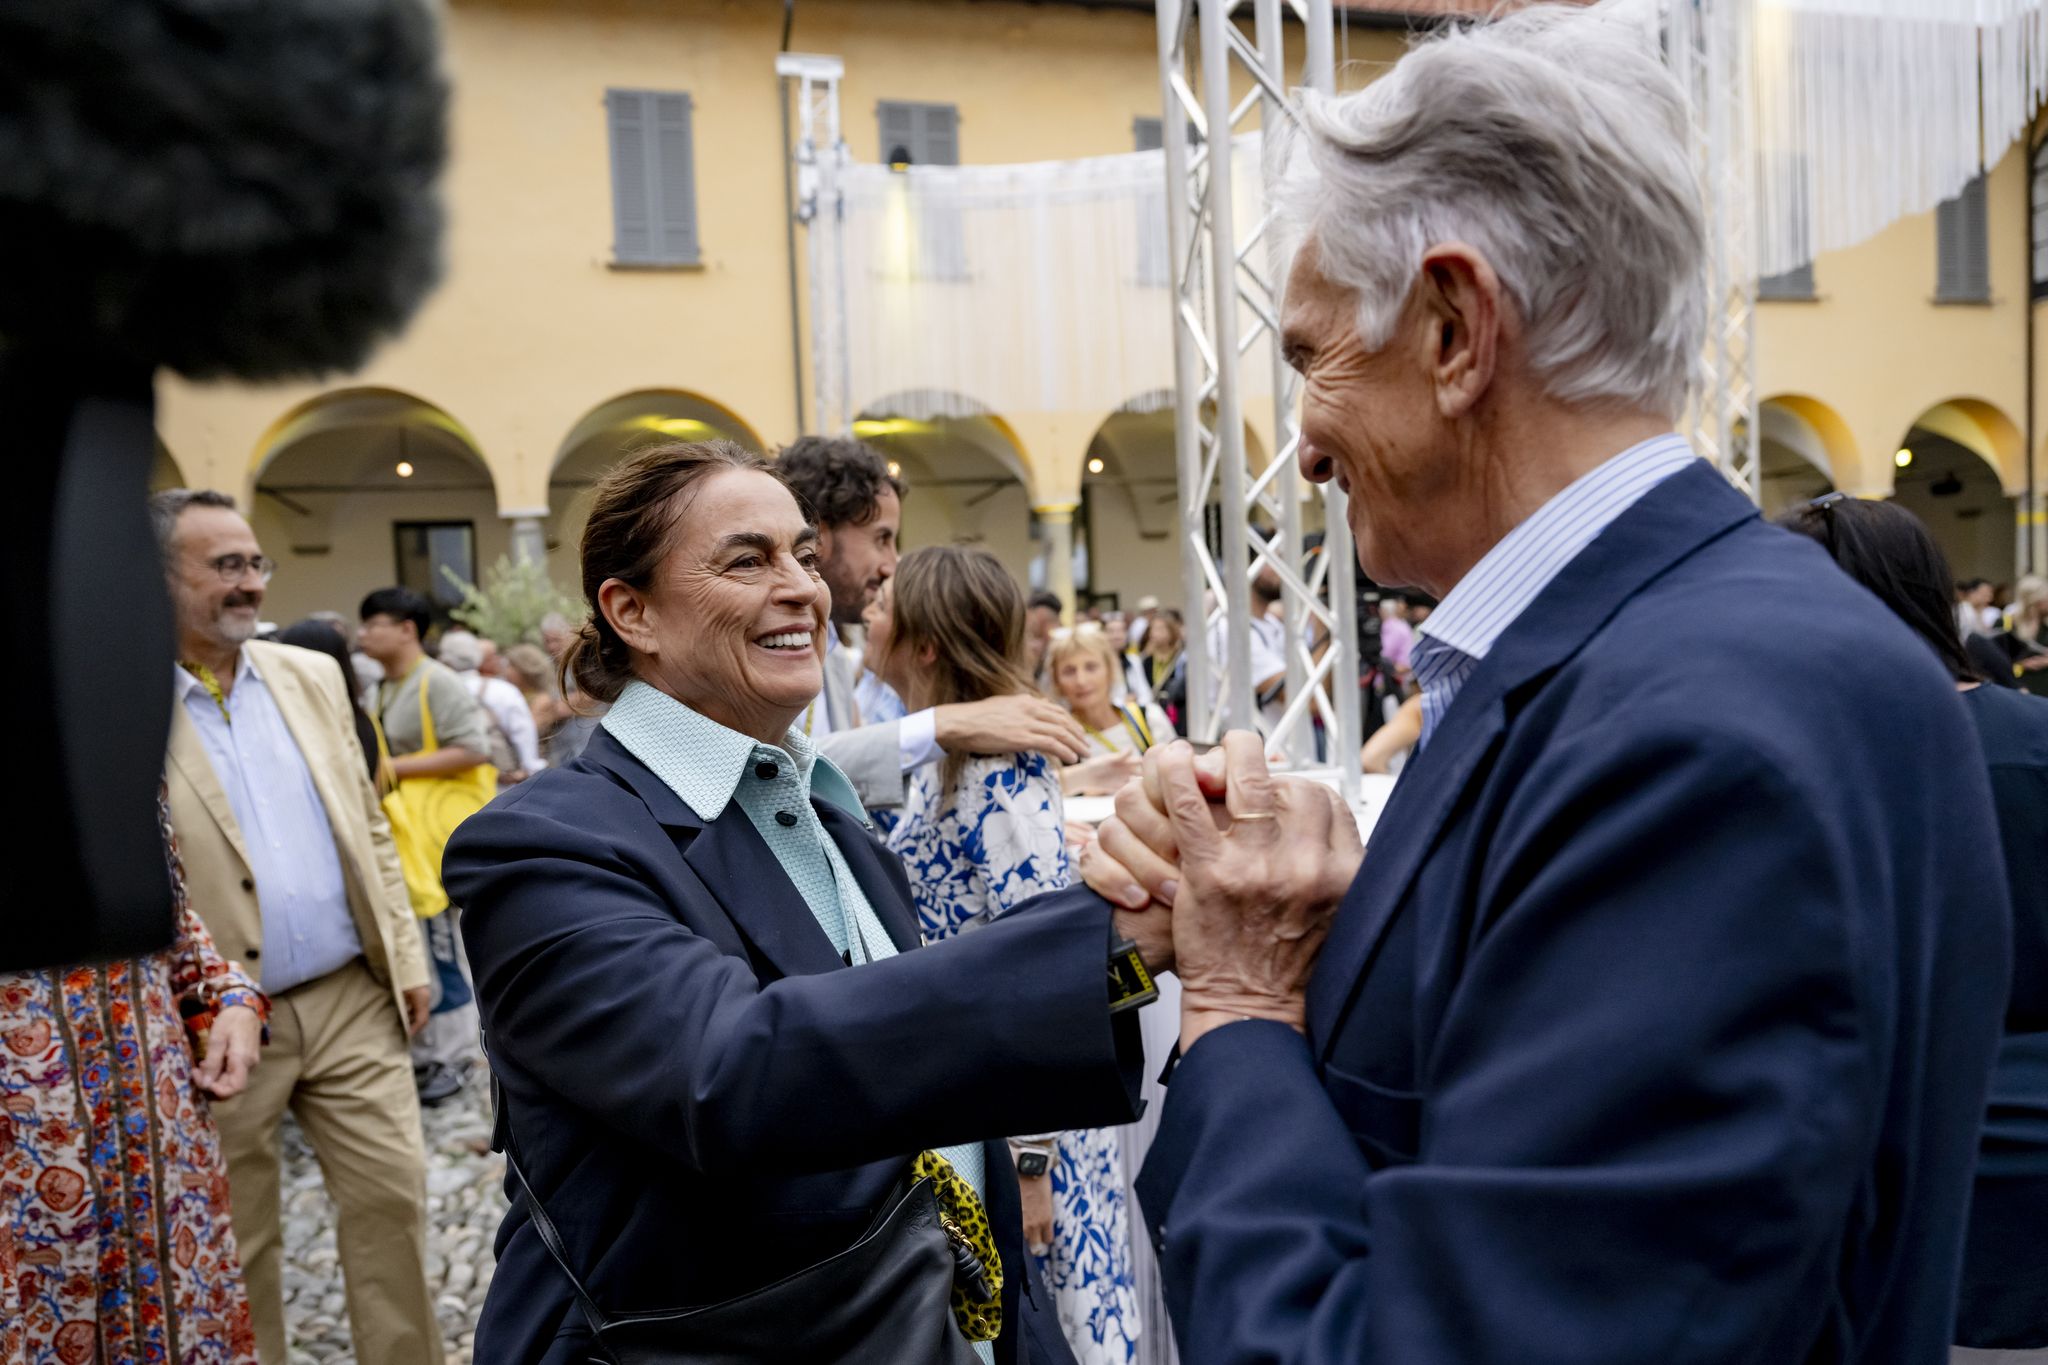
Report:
372,668,498,919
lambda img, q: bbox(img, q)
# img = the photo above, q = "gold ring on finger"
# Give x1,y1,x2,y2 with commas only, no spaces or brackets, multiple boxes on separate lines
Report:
1231,811,1278,823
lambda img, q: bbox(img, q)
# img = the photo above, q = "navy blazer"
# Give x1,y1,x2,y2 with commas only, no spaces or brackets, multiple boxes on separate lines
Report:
442,730,1145,1365
1121,462,2012,1364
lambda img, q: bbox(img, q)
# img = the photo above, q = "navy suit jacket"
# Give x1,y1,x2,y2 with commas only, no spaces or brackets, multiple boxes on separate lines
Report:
442,730,1144,1365
1125,462,2012,1364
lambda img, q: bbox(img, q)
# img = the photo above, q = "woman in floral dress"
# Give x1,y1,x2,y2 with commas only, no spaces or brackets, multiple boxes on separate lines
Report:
0,792,267,1365
866,547,1139,1365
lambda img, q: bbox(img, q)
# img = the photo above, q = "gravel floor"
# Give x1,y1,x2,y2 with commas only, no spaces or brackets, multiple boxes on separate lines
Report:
278,1067,500,1365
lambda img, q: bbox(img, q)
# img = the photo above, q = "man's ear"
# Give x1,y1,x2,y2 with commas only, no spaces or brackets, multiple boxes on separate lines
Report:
1416,242,1501,420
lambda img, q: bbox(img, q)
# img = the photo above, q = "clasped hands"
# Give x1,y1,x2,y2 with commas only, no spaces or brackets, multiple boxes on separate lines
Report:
1088,733,1364,1050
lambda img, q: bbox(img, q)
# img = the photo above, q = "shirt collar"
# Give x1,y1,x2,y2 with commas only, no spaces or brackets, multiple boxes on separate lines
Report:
602,679,862,823
173,647,262,701
1417,433,1698,666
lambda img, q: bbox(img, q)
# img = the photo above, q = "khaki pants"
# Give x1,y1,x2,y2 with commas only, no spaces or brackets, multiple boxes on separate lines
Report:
214,958,444,1365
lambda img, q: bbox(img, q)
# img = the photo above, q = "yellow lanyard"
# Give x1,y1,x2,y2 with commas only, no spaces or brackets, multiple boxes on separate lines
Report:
180,661,232,726
1084,704,1153,754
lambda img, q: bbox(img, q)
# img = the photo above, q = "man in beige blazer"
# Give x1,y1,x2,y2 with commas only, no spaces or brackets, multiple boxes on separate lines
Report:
154,490,443,1365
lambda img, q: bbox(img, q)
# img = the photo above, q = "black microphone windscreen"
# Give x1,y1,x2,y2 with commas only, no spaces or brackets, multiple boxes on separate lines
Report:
0,0,448,382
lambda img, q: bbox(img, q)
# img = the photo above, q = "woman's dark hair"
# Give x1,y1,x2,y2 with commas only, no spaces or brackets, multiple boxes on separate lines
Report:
876,545,1034,793
1774,494,1980,683
273,618,382,786
359,586,433,642
564,439,776,706
775,434,905,531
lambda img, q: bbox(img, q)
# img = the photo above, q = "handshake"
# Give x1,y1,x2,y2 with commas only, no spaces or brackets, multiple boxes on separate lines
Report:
1077,733,1365,1050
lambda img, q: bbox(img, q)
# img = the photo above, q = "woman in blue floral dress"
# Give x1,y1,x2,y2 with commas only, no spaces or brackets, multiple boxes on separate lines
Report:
864,547,1139,1365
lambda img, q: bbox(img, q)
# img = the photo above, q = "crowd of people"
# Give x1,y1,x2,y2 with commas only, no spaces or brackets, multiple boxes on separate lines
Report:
3,2,2046,1364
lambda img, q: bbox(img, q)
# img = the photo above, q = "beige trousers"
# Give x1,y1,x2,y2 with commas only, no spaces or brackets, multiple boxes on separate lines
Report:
214,958,444,1365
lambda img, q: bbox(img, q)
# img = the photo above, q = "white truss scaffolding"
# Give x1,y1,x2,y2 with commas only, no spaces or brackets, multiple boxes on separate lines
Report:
1155,0,1361,798
778,52,853,437
1673,0,1762,501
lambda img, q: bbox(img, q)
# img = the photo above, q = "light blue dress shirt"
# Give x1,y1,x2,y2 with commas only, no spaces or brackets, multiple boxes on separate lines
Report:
1412,433,1701,749
174,651,361,995
602,681,991,1359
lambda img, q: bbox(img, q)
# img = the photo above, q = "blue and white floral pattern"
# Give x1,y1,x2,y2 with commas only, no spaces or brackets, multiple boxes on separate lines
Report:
887,753,1140,1365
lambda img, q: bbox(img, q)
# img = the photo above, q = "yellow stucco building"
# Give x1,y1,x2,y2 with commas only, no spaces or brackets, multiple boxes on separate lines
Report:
154,0,2048,628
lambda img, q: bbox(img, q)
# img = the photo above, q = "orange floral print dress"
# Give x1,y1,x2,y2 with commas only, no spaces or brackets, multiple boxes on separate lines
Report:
0,792,267,1364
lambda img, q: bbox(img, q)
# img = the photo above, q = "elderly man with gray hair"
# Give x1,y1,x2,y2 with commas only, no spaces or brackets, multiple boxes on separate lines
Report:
1071,3,2010,1362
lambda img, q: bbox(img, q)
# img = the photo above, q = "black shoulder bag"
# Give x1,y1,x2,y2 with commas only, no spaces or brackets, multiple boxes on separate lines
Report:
488,1051,980,1365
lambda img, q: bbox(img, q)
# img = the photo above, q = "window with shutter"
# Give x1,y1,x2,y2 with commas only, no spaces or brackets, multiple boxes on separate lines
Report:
1936,174,1989,303
2031,142,2048,298
1759,263,1816,299
878,100,967,281
606,88,701,268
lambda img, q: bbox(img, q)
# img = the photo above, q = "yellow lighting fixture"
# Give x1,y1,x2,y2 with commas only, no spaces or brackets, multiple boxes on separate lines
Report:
1895,448,1914,468
1087,457,1105,474
852,417,930,438
887,460,902,478
395,461,415,478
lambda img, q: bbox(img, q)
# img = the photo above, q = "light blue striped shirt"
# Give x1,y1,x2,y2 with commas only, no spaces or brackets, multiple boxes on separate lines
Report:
1412,434,1700,749
174,650,362,995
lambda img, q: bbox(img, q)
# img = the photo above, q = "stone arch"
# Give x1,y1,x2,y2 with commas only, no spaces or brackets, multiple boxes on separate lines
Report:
246,387,501,627
1758,393,1854,516
547,389,767,587
1894,398,2023,586
150,439,188,494
850,391,1035,578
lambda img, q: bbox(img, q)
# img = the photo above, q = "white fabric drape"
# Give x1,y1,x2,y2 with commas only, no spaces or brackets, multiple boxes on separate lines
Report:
820,0,2046,421
833,136,1272,422
1753,0,2048,277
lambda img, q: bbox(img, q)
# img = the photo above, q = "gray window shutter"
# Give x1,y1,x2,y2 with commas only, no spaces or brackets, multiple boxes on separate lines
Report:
879,101,920,164
1133,117,1164,152
653,93,700,264
2032,142,2048,294
608,88,700,266
1759,262,1814,299
878,101,960,167
921,104,960,166
607,90,653,263
1937,175,1989,302
1134,118,1167,286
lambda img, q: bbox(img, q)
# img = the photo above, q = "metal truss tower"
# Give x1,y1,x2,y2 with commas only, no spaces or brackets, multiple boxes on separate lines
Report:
778,52,853,437
1680,0,1761,500
1155,0,1361,797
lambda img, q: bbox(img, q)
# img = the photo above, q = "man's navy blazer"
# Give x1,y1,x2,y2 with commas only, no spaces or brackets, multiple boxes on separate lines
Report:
442,730,1144,1365
1123,462,2012,1363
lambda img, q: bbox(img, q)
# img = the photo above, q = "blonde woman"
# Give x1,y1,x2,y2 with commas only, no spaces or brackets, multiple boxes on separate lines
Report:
1047,626,1175,798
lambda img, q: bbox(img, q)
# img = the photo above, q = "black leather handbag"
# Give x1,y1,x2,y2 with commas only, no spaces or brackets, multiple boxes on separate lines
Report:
498,1100,980,1365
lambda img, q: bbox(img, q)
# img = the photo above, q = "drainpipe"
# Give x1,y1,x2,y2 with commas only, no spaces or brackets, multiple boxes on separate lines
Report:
779,0,807,436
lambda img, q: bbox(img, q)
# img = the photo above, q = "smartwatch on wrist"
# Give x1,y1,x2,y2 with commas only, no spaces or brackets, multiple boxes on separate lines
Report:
1010,1138,1054,1178
1108,937,1159,1014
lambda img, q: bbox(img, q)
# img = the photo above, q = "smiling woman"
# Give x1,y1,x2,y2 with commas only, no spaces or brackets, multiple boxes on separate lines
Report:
442,439,1168,1365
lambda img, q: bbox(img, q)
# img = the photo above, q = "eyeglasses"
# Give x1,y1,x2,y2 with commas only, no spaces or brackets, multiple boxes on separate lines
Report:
207,553,276,585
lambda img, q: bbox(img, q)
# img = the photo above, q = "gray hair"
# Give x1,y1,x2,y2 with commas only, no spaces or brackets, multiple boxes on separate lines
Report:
437,628,485,672
148,488,239,561
1275,0,1704,416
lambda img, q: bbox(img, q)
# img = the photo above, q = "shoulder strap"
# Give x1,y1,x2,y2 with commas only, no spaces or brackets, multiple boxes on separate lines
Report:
483,1034,620,1355
416,668,440,754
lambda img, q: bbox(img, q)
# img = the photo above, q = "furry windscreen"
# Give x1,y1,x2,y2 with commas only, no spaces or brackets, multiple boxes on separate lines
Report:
0,0,448,381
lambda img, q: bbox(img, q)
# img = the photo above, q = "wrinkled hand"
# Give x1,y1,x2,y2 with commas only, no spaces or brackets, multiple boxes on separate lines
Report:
1018,1174,1054,1256
403,985,433,1038
934,695,1089,764
1078,744,1231,911
1062,748,1140,796
195,1004,263,1100
1153,735,1362,1049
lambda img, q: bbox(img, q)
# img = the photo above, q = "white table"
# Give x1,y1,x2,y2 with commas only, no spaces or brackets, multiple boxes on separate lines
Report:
1066,768,1396,843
